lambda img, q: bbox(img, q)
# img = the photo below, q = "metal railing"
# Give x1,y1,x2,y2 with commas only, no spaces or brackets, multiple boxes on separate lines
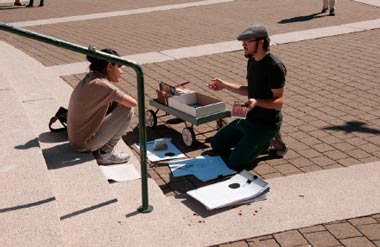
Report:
0,22,153,213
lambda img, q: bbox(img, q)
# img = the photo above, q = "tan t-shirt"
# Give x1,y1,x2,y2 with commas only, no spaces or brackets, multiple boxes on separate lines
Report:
67,71,125,150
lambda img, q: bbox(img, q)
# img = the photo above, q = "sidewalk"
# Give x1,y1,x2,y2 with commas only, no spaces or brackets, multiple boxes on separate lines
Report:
1,0,380,246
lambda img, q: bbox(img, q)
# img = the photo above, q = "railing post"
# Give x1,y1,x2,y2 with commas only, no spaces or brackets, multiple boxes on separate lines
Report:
0,22,153,213
134,65,153,213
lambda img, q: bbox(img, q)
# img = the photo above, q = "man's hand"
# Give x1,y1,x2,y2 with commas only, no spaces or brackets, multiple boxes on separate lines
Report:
207,78,225,91
244,98,257,111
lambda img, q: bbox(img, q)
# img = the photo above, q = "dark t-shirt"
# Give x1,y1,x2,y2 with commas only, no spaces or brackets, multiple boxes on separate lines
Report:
246,53,286,129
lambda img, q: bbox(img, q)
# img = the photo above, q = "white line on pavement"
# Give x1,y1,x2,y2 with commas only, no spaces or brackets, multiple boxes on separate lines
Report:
10,0,234,27
47,19,380,76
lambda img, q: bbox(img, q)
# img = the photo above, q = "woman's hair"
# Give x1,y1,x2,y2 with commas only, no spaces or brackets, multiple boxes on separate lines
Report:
86,48,120,74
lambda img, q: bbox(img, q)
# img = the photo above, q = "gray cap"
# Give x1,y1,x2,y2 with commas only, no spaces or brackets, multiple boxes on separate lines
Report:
237,24,269,41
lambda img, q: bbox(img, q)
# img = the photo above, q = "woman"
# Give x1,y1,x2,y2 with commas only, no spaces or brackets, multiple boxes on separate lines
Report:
67,48,137,165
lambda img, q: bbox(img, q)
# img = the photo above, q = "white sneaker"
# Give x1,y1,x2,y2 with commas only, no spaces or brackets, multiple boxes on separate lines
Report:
95,150,130,165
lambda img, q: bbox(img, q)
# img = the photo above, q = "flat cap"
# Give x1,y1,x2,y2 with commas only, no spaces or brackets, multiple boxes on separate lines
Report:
237,24,269,41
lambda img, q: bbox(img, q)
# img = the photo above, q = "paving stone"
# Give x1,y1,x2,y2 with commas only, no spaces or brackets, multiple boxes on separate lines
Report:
273,230,308,247
287,157,315,168
310,156,336,167
273,164,302,176
357,224,380,241
304,231,340,247
325,222,362,239
218,240,249,247
349,217,378,226
299,225,326,234
340,237,376,247
336,157,361,167
324,150,349,160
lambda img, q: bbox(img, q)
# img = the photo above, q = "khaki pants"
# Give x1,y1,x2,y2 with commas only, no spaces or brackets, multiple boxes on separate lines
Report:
88,105,134,153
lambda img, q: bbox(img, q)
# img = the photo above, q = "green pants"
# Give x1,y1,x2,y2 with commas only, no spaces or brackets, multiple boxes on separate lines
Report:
211,119,278,170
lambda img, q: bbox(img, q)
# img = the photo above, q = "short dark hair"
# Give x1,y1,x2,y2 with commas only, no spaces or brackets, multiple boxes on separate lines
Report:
262,37,270,51
86,48,120,74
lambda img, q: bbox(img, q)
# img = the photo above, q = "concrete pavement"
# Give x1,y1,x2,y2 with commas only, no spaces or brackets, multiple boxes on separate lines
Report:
1,0,380,246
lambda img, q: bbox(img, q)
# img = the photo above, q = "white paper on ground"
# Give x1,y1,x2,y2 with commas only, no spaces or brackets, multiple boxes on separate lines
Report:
134,138,186,162
100,164,141,182
168,155,235,182
187,170,269,210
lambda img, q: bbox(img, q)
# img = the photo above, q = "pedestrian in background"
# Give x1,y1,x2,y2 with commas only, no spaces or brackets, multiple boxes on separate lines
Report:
14,0,25,6
26,0,44,7
322,0,336,16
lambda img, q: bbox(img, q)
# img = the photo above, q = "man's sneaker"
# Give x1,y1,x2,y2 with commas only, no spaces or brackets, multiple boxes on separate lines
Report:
269,135,288,157
94,150,130,165
329,8,335,16
321,7,328,13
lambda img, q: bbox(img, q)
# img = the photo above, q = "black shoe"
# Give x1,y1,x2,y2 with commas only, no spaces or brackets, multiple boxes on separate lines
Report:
321,8,328,13
269,134,288,157
14,2,25,6
329,8,335,16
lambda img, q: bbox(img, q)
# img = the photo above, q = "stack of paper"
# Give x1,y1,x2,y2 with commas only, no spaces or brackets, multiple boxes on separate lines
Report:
187,170,269,210
134,138,186,162
168,155,235,182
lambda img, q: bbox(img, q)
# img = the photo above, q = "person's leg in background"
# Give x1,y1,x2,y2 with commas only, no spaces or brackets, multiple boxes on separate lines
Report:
26,0,33,7
26,0,44,7
14,0,25,6
322,0,336,15
329,0,336,16
322,0,329,13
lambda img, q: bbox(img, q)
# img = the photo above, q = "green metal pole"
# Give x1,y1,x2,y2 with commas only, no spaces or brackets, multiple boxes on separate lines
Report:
0,22,153,213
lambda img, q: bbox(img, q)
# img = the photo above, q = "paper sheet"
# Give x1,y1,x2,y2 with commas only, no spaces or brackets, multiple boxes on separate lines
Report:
187,170,269,210
134,138,186,162
100,164,141,182
168,155,235,182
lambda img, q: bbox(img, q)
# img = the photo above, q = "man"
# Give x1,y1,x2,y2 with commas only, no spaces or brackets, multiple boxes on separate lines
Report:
207,24,287,170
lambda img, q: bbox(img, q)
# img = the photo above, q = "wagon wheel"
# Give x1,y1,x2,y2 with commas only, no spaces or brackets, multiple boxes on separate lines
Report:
216,119,227,130
145,109,157,128
182,127,196,147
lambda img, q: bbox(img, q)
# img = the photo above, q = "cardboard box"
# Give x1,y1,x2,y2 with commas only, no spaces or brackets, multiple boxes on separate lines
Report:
168,92,225,117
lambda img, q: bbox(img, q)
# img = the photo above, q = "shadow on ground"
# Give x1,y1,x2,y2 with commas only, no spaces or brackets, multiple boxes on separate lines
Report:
38,131,93,169
278,12,325,24
323,120,380,134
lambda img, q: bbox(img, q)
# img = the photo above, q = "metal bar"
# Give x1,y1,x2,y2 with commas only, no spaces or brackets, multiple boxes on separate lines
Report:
0,22,153,213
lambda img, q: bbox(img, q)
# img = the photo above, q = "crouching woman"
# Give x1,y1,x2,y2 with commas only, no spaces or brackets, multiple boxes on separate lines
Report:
67,48,137,165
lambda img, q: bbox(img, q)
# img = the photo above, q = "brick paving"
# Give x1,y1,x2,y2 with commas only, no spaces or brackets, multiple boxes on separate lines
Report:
213,214,380,247
2,0,380,246
2,0,380,66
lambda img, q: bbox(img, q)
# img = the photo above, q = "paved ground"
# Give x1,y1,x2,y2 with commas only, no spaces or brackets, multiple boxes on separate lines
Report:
1,0,380,246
